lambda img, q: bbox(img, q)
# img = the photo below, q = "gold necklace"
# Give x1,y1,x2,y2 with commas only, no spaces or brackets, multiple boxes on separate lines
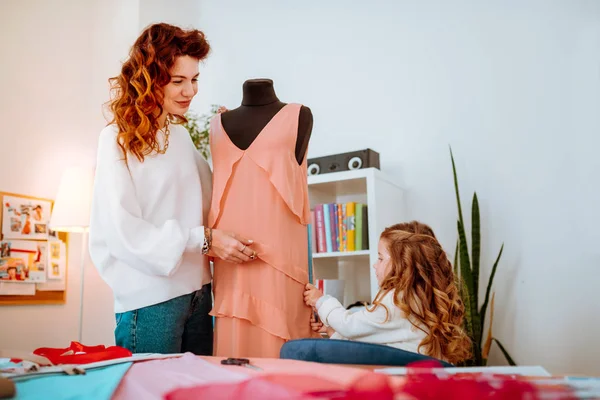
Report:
157,118,170,154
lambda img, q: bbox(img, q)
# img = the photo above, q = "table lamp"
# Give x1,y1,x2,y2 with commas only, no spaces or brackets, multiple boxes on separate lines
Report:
49,166,94,343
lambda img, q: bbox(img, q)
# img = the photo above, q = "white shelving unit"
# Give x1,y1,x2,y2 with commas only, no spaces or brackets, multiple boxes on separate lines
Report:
308,168,404,306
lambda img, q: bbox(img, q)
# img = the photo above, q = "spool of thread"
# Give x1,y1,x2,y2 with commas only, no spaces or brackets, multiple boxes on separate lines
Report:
0,377,16,399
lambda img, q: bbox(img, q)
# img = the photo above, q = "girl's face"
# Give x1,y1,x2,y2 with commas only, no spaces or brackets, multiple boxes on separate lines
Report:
373,239,393,285
162,55,199,116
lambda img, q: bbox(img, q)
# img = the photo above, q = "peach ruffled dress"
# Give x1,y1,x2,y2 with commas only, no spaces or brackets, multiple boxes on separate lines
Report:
208,103,318,358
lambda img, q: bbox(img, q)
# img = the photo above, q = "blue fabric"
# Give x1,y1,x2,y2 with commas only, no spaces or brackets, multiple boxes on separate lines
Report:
15,362,131,400
115,283,213,355
280,338,454,368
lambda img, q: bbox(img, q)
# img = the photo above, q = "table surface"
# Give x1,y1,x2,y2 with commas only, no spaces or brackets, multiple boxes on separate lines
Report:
113,354,409,400
114,356,585,400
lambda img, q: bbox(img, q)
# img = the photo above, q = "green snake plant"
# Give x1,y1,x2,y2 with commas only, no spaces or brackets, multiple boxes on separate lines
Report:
450,147,516,366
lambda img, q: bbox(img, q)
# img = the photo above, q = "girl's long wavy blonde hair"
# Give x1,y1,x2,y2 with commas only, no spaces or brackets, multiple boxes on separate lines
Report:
108,23,210,162
370,226,472,364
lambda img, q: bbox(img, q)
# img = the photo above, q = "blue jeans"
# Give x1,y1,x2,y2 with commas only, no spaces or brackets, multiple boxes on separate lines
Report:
114,283,213,355
280,338,453,367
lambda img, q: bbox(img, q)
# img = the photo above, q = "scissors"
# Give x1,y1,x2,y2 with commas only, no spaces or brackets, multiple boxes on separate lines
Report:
220,357,262,371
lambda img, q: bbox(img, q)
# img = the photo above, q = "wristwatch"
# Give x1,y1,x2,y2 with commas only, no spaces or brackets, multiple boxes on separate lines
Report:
202,227,212,255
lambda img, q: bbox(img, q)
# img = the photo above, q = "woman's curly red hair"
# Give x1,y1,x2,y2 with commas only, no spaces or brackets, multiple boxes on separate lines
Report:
108,23,210,162
371,227,472,364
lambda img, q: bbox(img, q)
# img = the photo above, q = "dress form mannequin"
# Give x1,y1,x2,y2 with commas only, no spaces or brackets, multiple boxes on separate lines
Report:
209,79,319,358
221,79,313,164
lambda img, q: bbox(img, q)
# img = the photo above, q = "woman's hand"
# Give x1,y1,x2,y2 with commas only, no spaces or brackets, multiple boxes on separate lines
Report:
208,229,256,264
304,283,323,308
216,106,228,114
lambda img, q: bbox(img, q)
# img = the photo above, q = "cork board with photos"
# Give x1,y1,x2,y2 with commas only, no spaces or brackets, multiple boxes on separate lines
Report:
0,191,68,305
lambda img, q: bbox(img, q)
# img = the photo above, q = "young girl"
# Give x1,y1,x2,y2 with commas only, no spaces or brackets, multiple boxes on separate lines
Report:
304,224,472,364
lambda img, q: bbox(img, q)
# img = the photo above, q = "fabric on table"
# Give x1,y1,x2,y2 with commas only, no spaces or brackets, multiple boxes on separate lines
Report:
112,353,248,400
14,362,131,400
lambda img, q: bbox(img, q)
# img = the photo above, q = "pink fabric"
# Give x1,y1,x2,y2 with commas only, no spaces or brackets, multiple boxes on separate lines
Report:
112,353,249,400
204,357,407,395
113,355,408,400
113,355,407,399
166,369,407,400
204,357,395,387
166,377,318,400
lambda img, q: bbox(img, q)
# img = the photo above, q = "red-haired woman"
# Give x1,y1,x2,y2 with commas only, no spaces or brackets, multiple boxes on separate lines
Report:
89,23,255,355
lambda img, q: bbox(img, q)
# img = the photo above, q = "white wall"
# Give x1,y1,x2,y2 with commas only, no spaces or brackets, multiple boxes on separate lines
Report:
195,0,600,375
0,0,141,350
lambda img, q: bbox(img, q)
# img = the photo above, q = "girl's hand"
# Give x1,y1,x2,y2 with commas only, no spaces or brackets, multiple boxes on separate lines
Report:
310,312,325,333
304,283,323,307
310,312,326,333
310,313,335,337
216,106,228,114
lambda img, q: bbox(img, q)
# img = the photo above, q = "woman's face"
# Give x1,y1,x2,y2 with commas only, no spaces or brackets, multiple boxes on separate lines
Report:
373,239,392,285
162,55,199,116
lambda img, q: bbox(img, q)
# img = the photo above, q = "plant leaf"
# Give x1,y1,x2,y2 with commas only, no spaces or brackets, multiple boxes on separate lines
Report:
460,277,473,356
482,292,495,361
458,221,478,332
492,338,517,366
457,221,472,278
458,222,481,364
454,242,462,303
450,146,465,228
471,193,480,309
454,239,459,280
480,243,504,340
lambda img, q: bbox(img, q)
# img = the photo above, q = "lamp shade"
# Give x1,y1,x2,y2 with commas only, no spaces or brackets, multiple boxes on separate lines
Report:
49,166,95,233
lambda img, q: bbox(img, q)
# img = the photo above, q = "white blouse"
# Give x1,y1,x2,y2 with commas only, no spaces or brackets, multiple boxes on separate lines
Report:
89,123,212,313
316,290,428,355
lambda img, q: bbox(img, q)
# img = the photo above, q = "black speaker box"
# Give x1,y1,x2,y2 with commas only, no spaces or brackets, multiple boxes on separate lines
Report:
307,149,380,176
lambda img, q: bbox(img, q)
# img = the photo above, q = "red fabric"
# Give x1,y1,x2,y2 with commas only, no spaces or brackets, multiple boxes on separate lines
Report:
400,361,576,400
33,341,132,365
345,372,394,400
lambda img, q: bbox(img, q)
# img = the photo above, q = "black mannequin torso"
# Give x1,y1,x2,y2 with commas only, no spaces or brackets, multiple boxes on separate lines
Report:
220,79,313,164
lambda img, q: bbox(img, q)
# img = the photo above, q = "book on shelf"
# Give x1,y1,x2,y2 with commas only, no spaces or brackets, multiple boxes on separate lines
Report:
307,220,314,284
334,204,341,252
309,202,368,254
